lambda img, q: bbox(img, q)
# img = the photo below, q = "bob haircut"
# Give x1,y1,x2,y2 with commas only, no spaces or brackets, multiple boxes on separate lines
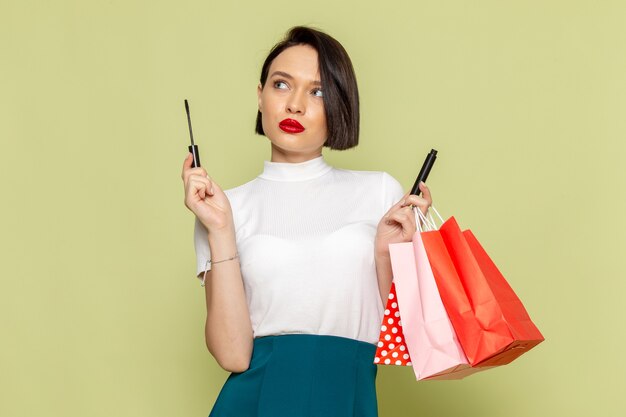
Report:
255,26,360,150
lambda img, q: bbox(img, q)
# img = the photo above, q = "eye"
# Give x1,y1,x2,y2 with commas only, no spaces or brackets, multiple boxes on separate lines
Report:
273,80,288,89
312,88,323,98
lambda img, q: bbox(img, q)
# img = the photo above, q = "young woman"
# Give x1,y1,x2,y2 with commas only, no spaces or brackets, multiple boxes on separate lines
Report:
181,25,432,417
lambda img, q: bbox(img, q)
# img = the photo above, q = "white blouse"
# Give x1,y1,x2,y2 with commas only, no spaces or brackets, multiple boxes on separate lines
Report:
194,155,405,345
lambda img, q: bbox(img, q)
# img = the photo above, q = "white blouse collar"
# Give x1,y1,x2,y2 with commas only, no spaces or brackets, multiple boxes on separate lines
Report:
259,155,333,182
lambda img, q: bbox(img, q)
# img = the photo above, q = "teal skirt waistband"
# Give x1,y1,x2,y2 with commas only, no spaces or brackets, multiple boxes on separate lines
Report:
208,334,378,417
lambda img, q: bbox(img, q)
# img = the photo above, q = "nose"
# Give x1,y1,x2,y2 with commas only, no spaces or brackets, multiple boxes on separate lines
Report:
286,90,306,115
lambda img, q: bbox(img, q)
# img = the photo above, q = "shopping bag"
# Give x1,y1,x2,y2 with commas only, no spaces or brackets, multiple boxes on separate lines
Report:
375,207,482,380
374,282,412,367
457,226,544,366
426,210,544,366
420,225,485,366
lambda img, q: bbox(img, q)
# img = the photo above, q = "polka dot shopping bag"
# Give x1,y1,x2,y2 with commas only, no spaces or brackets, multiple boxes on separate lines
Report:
375,284,412,367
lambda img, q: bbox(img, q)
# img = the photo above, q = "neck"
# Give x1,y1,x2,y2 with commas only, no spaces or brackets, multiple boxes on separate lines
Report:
259,153,332,182
270,144,323,163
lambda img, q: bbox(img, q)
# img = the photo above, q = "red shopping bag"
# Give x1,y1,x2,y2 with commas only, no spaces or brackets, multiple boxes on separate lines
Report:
432,216,544,366
421,228,486,366
461,228,544,366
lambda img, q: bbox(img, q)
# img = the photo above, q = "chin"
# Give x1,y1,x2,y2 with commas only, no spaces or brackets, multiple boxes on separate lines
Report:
269,139,314,154
272,131,307,143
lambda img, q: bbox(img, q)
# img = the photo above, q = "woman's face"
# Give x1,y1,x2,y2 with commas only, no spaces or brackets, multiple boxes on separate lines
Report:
257,44,327,162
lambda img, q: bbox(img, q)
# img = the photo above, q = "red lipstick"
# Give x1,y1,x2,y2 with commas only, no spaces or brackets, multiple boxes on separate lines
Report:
279,118,305,133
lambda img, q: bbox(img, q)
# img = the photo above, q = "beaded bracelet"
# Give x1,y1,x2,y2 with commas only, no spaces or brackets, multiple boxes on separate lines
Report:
201,253,239,287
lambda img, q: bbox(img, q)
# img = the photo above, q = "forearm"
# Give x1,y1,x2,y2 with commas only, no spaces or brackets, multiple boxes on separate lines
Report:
204,229,254,373
375,250,393,306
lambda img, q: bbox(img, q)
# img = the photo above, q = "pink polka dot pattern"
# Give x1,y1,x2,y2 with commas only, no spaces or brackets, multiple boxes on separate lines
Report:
374,282,412,367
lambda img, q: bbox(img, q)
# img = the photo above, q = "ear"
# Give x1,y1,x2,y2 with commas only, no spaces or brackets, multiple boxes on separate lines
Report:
257,83,263,113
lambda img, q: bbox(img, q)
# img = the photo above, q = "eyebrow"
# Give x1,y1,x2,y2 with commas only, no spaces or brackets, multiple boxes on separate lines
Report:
269,71,321,86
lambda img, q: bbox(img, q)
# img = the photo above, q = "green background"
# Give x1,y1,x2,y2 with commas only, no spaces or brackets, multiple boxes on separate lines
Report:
1,0,624,416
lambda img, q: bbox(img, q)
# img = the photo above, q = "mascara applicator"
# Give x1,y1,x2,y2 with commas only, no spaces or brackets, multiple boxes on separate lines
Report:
185,99,202,168
410,149,437,196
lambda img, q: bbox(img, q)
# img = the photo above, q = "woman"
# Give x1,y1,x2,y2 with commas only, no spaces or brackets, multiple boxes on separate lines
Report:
181,26,432,417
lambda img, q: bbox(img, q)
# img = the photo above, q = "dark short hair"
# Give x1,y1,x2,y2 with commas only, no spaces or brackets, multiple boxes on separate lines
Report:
255,26,360,150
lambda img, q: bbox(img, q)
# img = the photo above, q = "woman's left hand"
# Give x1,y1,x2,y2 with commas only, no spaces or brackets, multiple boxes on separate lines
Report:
374,182,433,256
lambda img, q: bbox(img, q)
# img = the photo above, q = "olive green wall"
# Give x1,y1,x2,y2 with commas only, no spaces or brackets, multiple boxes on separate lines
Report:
1,1,623,416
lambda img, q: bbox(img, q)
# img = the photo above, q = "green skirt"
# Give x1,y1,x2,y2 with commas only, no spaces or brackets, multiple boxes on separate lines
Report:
208,334,379,417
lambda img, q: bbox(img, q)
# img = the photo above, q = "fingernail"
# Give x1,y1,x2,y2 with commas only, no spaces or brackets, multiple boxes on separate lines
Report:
210,186,214,194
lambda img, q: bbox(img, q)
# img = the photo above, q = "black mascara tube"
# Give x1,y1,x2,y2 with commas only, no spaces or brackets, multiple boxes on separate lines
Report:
410,149,437,196
185,99,202,168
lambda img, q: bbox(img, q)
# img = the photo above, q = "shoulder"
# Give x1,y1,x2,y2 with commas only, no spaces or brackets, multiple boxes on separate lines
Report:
331,167,391,183
380,171,404,194
331,167,405,210
332,167,403,191
222,177,260,201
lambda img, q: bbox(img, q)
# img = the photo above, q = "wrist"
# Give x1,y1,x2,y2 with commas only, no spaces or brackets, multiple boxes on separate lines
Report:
375,248,391,260
207,222,235,238
207,228,237,254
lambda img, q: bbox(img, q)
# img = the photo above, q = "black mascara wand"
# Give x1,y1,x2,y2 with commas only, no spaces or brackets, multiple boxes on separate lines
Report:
185,99,202,168
410,149,437,196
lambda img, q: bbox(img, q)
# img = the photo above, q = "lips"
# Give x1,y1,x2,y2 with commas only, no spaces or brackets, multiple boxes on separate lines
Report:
279,118,305,133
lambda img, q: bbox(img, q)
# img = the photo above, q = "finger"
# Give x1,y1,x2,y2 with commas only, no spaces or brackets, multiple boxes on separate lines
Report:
182,154,208,180
385,206,416,228
185,178,205,201
190,174,212,191
183,152,196,170
387,209,417,234
400,195,428,207
401,199,429,217
418,181,432,204
189,179,205,200
181,153,193,179
388,191,411,212
183,165,209,184
386,207,411,223
193,175,218,196
189,172,211,184
202,176,215,195
384,192,412,222
188,176,212,199
208,177,221,192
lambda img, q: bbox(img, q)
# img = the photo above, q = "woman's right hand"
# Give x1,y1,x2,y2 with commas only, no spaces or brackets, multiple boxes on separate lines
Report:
181,153,234,233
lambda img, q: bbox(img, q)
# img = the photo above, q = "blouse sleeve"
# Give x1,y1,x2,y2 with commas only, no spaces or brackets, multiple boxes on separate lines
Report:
193,216,211,280
381,171,406,215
